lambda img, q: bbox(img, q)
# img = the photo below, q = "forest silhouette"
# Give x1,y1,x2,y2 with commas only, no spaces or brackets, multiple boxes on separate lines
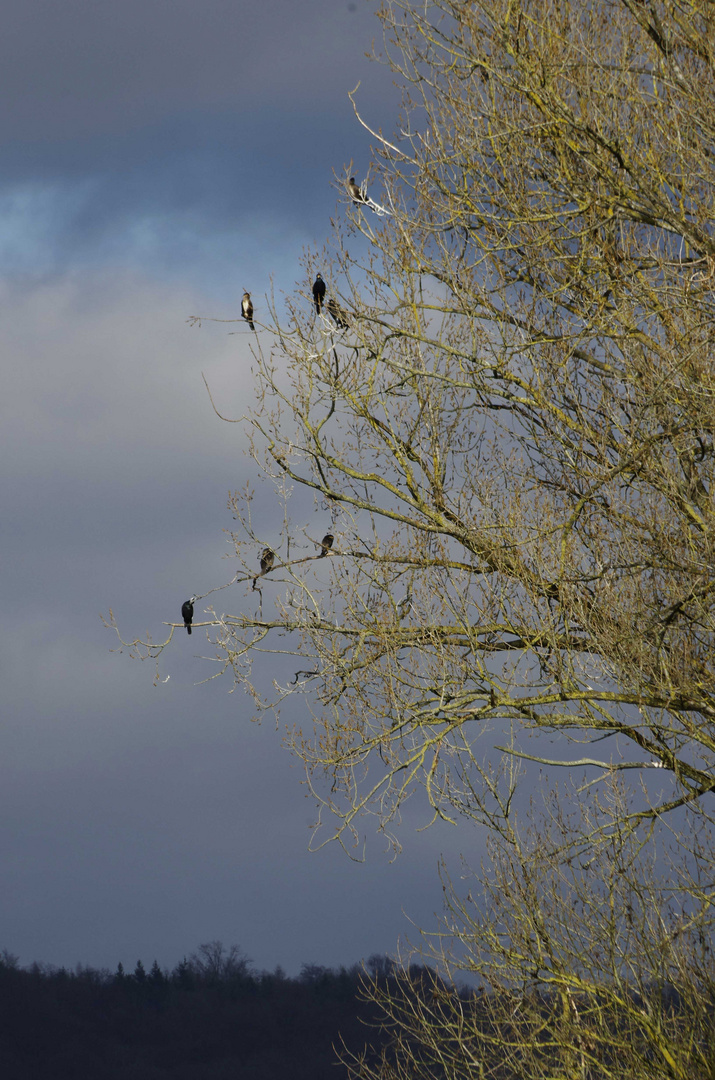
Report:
0,943,415,1080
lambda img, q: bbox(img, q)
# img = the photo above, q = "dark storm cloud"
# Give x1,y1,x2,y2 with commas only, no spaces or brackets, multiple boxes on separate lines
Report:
0,106,380,285
1,0,390,144
0,0,397,283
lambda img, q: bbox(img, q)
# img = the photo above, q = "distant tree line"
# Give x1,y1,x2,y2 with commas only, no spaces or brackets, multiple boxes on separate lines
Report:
1,940,686,1080
0,943,411,1080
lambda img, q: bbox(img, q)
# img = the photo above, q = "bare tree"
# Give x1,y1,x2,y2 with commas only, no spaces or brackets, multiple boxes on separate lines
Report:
112,0,715,854
189,941,251,983
109,0,715,1071
346,780,715,1080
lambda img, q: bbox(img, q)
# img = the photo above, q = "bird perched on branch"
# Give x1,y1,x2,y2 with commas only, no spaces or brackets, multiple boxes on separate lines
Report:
241,291,254,330
320,533,334,556
347,176,366,204
396,592,413,620
312,273,326,313
181,597,197,635
346,175,390,217
327,298,350,329
253,547,275,589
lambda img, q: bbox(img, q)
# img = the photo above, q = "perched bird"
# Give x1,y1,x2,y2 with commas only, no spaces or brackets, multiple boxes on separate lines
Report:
320,533,334,557
253,547,275,590
312,273,326,313
345,175,390,218
347,176,366,204
241,291,255,331
327,298,350,329
396,592,413,620
181,596,197,635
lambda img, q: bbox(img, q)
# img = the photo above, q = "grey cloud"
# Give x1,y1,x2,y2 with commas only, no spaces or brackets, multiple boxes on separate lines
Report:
0,3,464,978
0,107,386,291
0,0,398,286
0,0,392,143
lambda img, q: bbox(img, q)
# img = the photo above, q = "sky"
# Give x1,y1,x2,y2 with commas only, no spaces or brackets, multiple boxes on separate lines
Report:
0,0,486,976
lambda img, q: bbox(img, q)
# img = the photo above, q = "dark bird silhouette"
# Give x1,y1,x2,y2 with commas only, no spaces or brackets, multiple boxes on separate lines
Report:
253,547,275,589
320,533,334,556
241,291,254,331
327,298,350,329
312,273,326,313
182,596,197,635
347,176,366,204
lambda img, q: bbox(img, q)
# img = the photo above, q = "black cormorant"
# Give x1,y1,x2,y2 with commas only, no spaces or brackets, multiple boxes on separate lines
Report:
312,274,326,313
326,298,350,329
182,597,197,635
253,548,275,590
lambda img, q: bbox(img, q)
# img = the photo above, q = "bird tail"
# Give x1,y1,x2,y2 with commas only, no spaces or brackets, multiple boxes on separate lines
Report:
186,625,192,635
